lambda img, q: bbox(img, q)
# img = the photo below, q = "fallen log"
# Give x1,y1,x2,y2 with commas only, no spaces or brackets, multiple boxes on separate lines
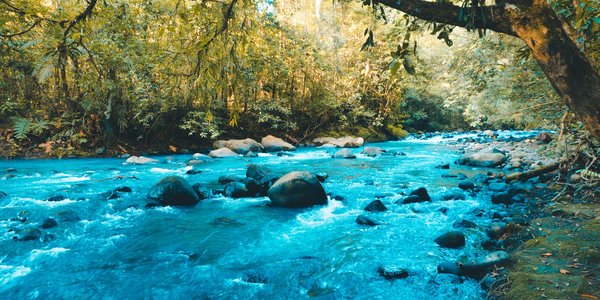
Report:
506,162,561,182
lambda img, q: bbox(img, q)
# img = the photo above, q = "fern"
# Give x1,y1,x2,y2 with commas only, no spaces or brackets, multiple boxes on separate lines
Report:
11,117,32,140
30,119,50,136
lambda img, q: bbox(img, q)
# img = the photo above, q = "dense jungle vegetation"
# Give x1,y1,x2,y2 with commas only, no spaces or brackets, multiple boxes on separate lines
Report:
1,0,598,157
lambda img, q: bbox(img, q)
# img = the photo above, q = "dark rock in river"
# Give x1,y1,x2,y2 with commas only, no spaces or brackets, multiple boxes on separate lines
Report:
459,251,511,279
435,163,450,169
409,187,431,202
453,219,477,229
0,191,7,199
434,231,466,248
401,195,424,204
315,172,329,182
246,164,272,182
191,183,210,200
147,176,200,206
40,218,58,229
12,228,42,241
56,210,81,222
437,261,461,275
5,167,17,172
458,181,475,190
491,192,513,205
267,171,327,208
219,175,245,184
356,214,380,226
488,182,508,192
45,194,67,202
332,148,356,159
224,182,251,198
186,169,202,175
364,200,387,212
441,190,466,201
378,266,409,280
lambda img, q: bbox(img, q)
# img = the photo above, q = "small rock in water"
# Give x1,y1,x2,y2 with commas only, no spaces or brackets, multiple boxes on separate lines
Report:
56,210,81,222
186,169,202,175
362,147,385,157
40,218,58,229
401,195,424,204
0,191,7,199
242,272,268,284
437,261,461,275
209,217,243,227
224,182,251,198
488,183,508,192
442,191,466,201
459,251,511,279
458,181,475,190
377,266,409,280
491,193,513,205
409,187,431,202
45,194,67,202
355,215,380,226
435,163,450,169
364,200,387,212
453,219,477,229
125,156,158,164
434,231,466,248
244,151,258,157
12,228,42,241
219,175,245,184
5,168,17,172
332,148,356,159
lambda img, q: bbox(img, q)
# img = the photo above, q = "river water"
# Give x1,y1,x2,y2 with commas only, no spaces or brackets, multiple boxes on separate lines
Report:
0,131,537,299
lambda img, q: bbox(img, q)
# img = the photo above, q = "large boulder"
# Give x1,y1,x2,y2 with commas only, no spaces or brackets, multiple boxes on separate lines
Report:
126,156,158,164
212,138,262,154
261,135,296,152
147,176,200,206
458,150,507,167
246,164,272,182
332,148,356,159
208,148,238,158
459,251,512,279
267,171,327,208
434,231,466,248
312,136,364,148
336,136,364,148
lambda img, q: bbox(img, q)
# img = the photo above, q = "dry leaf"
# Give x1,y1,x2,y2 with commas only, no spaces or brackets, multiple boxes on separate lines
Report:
580,294,598,300
541,252,553,257
169,145,177,152
560,269,570,275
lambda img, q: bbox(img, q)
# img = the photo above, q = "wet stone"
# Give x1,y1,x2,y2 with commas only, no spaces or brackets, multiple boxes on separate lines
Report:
378,266,409,280
356,215,380,226
364,200,387,212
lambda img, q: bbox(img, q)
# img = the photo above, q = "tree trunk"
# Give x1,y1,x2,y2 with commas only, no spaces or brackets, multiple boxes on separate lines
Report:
507,3,600,138
376,0,600,139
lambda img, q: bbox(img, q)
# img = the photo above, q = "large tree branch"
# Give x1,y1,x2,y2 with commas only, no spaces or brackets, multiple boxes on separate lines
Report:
375,0,517,36
63,0,97,38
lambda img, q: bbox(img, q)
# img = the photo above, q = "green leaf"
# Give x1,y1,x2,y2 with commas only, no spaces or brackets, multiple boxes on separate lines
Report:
390,58,400,76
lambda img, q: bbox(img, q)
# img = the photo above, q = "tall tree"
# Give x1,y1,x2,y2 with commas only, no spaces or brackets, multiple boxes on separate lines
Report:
372,0,600,138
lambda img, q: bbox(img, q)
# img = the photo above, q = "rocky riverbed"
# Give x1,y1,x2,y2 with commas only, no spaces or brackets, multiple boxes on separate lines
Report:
0,130,572,299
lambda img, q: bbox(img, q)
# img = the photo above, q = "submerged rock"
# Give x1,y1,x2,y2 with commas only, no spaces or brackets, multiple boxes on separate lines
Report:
125,156,158,164
0,191,7,199
267,172,327,208
45,194,67,202
208,148,238,158
40,218,58,229
453,219,477,229
458,150,506,167
218,175,245,184
147,176,200,206
378,266,409,280
332,148,356,159
364,200,387,212
212,138,262,154
441,191,466,201
12,228,42,241
356,214,381,226
261,135,296,152
434,231,466,248
246,164,272,182
459,251,512,279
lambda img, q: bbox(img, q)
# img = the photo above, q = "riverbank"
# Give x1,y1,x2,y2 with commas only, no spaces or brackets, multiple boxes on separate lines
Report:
1,130,597,299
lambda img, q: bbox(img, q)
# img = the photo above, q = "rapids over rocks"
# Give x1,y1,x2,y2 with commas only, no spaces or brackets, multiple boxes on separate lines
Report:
0,131,541,299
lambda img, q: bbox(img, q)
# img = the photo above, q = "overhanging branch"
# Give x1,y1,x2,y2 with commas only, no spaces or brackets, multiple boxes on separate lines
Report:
375,0,517,36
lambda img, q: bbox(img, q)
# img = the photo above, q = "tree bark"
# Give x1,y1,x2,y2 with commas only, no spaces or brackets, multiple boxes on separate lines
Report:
375,0,600,139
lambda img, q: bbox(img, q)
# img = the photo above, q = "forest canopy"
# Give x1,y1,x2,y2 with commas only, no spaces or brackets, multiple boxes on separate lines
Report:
1,0,598,157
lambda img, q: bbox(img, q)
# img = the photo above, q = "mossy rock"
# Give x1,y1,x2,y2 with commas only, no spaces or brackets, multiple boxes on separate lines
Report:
385,124,408,138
